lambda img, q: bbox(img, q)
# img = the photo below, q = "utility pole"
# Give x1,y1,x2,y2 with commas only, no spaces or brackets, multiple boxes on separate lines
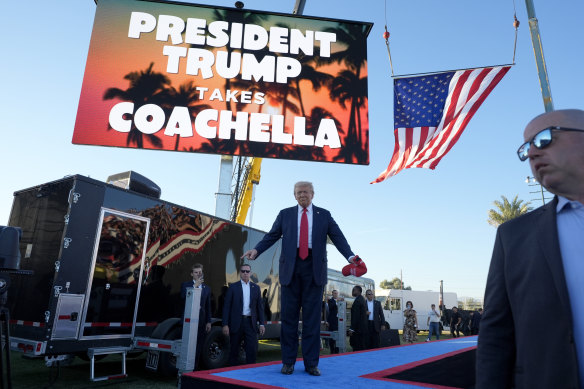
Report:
525,0,554,112
440,280,444,311
524,0,553,206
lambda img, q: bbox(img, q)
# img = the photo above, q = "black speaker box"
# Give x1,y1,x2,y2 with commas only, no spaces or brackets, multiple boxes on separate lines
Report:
380,329,400,347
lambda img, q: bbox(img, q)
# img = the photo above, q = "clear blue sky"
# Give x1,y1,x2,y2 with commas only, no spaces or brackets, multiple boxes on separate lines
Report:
1,0,582,300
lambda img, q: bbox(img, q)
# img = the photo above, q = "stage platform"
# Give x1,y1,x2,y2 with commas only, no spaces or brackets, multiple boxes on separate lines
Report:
181,336,478,389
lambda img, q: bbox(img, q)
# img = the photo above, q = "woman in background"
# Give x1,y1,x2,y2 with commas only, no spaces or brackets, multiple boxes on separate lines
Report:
403,300,418,343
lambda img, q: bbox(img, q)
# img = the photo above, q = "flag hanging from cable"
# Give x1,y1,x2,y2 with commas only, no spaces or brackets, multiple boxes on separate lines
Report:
372,65,511,183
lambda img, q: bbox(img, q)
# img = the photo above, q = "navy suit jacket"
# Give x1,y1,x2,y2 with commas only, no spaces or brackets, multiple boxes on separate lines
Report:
369,299,385,333
254,204,353,286
180,281,211,327
327,298,339,331
222,281,265,333
476,197,580,388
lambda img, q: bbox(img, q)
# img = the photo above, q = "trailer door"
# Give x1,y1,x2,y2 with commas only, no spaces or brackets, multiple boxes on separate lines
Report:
383,296,404,330
81,208,150,339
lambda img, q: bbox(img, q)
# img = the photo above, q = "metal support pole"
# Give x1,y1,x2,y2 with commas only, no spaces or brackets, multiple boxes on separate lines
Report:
525,0,554,112
215,156,233,219
336,301,347,353
177,287,202,373
292,0,306,14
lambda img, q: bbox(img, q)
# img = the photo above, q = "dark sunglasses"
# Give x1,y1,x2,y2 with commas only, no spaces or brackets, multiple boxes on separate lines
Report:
240,269,251,273
517,126,584,161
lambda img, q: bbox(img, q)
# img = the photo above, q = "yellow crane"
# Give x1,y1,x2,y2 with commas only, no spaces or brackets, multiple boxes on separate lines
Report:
232,157,262,225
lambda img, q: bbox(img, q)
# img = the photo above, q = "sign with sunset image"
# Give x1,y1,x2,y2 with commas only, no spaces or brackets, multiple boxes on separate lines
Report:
73,0,372,164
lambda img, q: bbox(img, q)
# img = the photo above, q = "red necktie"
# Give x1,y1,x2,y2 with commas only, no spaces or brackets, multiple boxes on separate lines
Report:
299,208,309,259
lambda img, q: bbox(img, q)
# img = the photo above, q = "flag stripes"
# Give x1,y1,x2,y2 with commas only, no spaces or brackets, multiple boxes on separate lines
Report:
373,65,510,183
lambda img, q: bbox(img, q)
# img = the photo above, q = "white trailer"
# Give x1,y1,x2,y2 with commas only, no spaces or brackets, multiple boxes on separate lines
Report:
374,289,458,331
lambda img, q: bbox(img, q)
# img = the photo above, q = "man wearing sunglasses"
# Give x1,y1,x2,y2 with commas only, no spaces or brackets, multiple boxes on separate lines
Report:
222,264,265,366
477,109,584,389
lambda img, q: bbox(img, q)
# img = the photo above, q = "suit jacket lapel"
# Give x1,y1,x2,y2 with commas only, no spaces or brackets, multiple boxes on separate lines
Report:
537,197,572,320
312,205,320,241
237,281,243,304
290,206,298,240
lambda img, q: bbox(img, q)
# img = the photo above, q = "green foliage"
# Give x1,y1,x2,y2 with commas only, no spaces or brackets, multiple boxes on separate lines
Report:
379,277,412,290
487,195,533,227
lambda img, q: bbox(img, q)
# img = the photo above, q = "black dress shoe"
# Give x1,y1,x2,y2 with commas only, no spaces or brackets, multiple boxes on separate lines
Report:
281,364,294,375
305,366,321,376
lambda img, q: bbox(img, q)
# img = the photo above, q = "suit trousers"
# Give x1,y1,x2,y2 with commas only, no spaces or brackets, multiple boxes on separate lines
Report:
229,316,258,365
281,253,323,368
328,337,338,354
195,325,207,369
367,320,380,349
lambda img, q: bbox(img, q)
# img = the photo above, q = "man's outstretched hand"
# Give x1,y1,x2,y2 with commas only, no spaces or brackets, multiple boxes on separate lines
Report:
241,249,258,260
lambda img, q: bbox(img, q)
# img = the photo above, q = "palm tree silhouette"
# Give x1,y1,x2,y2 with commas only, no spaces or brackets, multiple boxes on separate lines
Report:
321,23,369,163
161,80,211,150
329,69,368,163
103,62,170,148
293,53,333,118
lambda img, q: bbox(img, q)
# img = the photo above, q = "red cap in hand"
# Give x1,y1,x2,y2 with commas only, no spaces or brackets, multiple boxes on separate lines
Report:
342,256,367,277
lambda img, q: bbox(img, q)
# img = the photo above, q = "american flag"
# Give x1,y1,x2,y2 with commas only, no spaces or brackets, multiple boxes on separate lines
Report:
372,65,510,183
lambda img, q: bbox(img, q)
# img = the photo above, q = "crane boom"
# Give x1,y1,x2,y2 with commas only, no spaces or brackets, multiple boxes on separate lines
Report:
232,157,262,225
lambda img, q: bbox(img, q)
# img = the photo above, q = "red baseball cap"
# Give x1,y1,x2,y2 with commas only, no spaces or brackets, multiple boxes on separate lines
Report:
342,256,367,277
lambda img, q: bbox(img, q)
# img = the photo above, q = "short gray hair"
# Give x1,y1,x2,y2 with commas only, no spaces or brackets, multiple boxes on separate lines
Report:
294,181,314,193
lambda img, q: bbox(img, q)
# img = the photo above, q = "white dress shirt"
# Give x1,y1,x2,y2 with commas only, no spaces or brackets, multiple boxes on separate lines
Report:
367,299,374,320
557,196,584,385
241,280,251,316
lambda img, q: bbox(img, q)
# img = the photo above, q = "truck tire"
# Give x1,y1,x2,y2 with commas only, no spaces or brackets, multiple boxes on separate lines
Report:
201,326,230,370
157,325,182,376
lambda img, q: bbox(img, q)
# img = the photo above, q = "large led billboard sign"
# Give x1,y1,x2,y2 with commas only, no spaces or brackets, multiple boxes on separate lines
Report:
73,0,372,164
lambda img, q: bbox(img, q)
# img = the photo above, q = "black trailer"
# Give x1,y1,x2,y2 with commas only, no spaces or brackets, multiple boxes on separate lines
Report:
6,173,282,378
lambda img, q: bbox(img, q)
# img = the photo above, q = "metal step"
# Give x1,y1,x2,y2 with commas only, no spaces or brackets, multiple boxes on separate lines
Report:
87,346,130,381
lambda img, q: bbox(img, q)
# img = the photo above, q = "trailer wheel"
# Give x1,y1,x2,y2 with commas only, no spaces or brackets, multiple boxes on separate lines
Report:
157,325,182,376
201,326,229,369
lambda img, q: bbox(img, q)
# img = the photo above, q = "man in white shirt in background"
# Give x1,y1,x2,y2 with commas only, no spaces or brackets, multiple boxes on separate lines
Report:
426,303,441,341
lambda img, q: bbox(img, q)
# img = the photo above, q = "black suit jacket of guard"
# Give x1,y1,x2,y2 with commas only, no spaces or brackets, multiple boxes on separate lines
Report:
327,298,339,331
351,295,368,334
369,299,384,333
222,280,265,333
476,197,580,389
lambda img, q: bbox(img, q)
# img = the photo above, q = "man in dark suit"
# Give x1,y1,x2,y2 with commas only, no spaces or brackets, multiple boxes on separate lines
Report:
222,264,265,365
180,263,212,370
470,308,482,336
326,290,341,354
364,289,385,349
477,109,584,388
242,181,356,376
349,286,368,351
